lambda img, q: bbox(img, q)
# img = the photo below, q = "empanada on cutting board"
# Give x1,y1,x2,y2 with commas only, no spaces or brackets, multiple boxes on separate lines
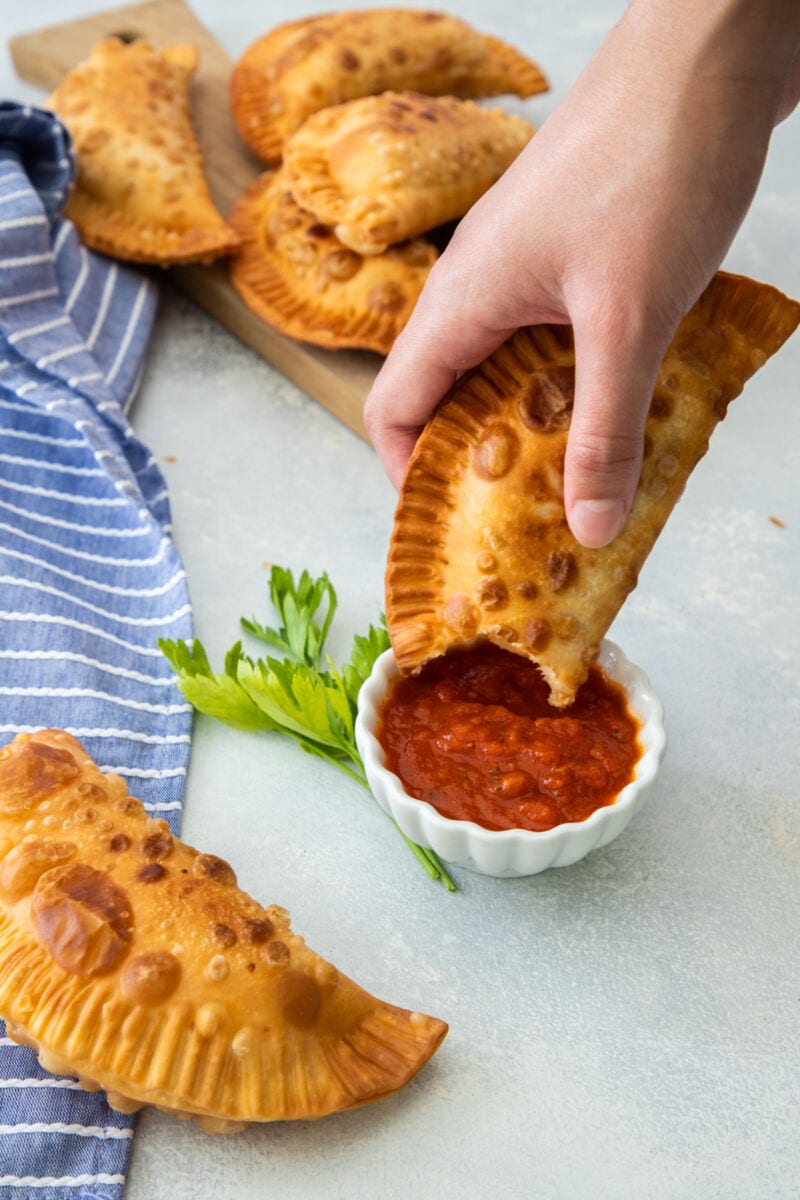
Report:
283,91,534,255
0,730,447,1133
386,272,800,706
48,37,240,264
229,169,437,353
230,8,547,164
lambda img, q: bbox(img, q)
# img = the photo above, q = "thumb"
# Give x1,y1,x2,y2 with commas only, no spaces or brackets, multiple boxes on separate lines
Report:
564,310,673,548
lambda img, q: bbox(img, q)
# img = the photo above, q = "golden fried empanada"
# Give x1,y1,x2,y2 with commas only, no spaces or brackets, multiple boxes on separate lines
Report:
386,272,800,706
282,91,534,255
230,8,547,164
0,730,447,1132
49,38,240,265
229,169,437,352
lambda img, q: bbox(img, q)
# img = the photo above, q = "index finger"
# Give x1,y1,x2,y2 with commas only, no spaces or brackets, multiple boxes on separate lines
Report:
364,290,517,490
362,322,459,491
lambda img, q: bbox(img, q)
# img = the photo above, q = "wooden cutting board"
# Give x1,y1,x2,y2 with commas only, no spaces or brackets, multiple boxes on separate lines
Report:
9,0,380,440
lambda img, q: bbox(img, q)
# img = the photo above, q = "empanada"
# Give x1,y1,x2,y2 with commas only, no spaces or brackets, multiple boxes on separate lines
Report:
282,91,534,255
48,38,240,265
0,730,447,1132
230,8,548,164
385,272,800,706
229,168,437,352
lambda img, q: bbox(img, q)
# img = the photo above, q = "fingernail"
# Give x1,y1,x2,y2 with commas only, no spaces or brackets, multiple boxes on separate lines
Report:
570,498,626,548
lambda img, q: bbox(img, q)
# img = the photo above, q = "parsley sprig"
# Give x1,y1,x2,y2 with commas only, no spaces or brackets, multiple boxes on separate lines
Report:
241,566,336,670
159,566,456,890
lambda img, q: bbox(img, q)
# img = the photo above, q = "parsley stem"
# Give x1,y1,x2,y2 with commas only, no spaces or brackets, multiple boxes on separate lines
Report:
399,832,458,891
348,760,457,890
321,754,372,790
265,726,460,890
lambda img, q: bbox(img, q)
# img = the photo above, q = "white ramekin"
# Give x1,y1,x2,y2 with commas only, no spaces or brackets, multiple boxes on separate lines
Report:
355,641,666,878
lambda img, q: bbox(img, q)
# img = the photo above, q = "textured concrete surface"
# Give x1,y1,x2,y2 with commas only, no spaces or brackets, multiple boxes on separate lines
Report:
2,2,799,1197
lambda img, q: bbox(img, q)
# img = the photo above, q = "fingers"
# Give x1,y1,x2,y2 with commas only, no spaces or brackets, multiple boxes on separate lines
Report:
363,257,519,490
564,306,674,548
361,321,460,492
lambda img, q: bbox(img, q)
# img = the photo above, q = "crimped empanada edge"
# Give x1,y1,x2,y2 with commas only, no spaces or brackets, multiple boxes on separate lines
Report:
385,330,568,674
477,33,549,97
229,64,288,165
0,928,446,1125
228,174,427,352
386,320,582,706
690,270,800,387
63,189,241,266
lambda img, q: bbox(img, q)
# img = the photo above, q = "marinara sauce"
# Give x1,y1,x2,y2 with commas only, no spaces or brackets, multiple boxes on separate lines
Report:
377,642,641,832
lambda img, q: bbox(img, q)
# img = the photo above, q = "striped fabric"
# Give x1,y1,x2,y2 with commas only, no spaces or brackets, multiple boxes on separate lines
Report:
0,103,192,1198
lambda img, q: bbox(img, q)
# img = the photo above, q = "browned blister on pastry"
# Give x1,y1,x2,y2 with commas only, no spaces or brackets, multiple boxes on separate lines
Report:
49,38,239,265
229,169,437,352
0,731,447,1132
386,272,800,706
230,8,548,164
282,90,534,255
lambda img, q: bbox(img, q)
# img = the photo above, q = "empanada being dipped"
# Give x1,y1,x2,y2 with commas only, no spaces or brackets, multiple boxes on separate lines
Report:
229,169,437,352
0,730,447,1132
282,91,534,255
386,272,800,706
48,38,240,265
230,8,548,164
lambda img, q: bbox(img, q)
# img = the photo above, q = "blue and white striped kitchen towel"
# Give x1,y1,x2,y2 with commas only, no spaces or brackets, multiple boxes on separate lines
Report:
0,102,193,1199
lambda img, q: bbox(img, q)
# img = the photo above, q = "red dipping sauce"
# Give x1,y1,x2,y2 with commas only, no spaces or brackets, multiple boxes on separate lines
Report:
376,642,641,832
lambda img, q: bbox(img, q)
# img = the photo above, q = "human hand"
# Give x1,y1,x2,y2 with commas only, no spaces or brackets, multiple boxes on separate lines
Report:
364,0,800,547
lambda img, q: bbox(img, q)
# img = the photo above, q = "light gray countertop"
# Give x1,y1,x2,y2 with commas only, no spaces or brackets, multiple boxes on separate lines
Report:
1,2,799,1198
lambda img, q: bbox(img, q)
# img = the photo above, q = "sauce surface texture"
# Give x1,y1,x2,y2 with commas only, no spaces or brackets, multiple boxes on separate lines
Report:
377,643,641,832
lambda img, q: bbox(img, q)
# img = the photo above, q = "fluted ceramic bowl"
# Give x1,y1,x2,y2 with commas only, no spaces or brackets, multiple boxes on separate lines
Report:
355,640,666,878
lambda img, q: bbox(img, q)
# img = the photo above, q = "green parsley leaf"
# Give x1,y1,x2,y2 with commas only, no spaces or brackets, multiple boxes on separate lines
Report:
342,623,391,710
241,566,336,669
242,658,352,754
158,638,278,732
